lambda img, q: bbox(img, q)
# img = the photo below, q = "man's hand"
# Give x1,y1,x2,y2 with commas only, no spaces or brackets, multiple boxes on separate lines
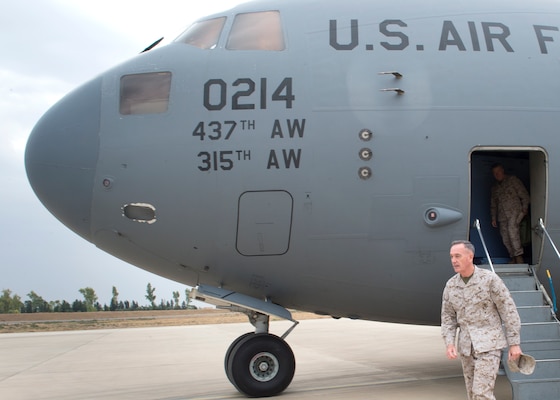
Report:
509,345,522,361
446,344,458,360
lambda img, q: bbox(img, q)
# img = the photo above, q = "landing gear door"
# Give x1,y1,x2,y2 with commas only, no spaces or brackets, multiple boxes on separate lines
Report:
236,190,293,256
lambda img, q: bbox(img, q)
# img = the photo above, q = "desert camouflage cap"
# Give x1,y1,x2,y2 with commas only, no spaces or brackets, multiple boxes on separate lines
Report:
507,353,536,375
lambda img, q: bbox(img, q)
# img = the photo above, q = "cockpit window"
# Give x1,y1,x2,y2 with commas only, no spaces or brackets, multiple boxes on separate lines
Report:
226,11,284,51
174,17,226,49
120,72,172,115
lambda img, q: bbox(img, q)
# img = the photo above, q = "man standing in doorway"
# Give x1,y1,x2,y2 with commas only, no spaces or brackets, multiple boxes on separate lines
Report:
490,163,530,264
441,240,522,400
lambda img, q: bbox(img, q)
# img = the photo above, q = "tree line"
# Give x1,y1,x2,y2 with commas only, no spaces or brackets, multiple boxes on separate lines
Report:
0,284,194,314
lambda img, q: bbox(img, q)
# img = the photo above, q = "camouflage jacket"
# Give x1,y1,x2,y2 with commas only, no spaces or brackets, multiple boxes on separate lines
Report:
441,267,521,356
490,175,530,222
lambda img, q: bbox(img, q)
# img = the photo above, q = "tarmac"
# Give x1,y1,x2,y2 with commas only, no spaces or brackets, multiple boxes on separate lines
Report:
0,318,512,399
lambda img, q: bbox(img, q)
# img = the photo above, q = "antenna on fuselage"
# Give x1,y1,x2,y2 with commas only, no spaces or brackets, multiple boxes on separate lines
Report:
141,37,164,53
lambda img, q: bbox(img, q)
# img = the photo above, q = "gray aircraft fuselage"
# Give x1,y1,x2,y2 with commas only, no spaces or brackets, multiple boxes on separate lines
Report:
26,0,560,328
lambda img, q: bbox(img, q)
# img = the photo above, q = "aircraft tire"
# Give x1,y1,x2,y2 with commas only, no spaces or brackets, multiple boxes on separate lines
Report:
224,332,254,383
226,333,295,397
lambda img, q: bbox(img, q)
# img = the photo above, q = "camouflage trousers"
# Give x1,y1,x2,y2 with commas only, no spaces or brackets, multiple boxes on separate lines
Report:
498,217,523,257
460,349,501,400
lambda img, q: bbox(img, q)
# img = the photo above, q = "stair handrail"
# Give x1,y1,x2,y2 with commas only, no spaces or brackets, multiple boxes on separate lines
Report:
474,219,495,273
531,266,557,313
537,218,560,315
539,218,560,262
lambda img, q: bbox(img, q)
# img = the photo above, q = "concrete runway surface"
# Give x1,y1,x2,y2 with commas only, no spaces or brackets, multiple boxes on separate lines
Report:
0,319,512,399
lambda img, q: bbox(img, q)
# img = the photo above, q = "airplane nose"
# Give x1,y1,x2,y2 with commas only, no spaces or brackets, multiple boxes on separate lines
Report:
25,78,101,242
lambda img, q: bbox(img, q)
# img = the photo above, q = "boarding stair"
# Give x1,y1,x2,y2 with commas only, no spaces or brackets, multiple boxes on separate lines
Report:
474,219,560,399
490,263,560,399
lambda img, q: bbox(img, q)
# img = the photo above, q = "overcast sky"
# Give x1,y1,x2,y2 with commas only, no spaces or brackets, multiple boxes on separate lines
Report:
1,0,243,307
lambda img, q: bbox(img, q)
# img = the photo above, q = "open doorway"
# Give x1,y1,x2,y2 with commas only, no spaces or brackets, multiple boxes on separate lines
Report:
470,148,547,266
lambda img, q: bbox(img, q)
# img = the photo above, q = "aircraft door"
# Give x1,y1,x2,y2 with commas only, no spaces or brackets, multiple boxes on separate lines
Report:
470,149,547,266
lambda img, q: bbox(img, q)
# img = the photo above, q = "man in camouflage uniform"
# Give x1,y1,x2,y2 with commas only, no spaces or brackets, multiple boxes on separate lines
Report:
490,163,530,264
441,240,522,400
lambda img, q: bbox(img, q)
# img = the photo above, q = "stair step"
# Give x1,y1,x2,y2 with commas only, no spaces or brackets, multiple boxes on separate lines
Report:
480,263,531,274
496,263,530,273
510,379,560,399
524,349,560,359
517,306,554,322
511,291,545,306
521,322,560,341
508,359,560,380
500,275,537,291
520,338,560,360
521,339,560,352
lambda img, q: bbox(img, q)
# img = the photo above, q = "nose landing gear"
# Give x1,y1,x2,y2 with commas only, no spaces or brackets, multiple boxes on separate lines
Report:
226,331,295,397
191,285,299,397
